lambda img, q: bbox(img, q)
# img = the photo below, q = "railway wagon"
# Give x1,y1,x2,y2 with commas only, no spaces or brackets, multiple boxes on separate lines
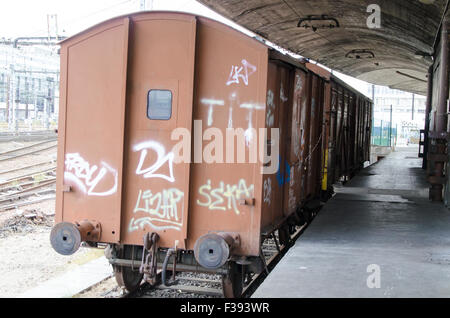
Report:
306,64,372,198
50,11,372,297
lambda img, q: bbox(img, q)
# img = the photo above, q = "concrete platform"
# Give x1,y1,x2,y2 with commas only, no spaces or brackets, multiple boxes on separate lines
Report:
253,146,450,298
18,256,113,298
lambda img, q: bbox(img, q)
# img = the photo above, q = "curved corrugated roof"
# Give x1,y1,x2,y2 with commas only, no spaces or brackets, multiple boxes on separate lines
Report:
197,0,447,95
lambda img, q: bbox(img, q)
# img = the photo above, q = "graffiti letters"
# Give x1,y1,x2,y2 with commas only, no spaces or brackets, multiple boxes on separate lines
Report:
64,153,118,196
226,59,257,86
263,178,272,205
197,179,254,215
129,188,184,232
280,83,288,102
276,156,291,186
288,187,296,211
200,98,224,127
133,141,175,183
240,102,265,147
295,74,303,92
228,92,237,128
266,90,275,127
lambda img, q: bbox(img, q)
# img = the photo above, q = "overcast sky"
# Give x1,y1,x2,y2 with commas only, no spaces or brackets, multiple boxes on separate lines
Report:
0,0,371,96
0,0,243,38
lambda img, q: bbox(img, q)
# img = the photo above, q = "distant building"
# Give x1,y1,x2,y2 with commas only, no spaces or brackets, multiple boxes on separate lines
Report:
0,44,59,129
367,85,426,144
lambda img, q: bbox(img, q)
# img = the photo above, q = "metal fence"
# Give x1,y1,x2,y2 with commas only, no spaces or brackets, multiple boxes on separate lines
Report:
371,120,397,147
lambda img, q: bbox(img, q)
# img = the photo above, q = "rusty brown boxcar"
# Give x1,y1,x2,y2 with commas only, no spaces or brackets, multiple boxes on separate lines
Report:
306,63,372,196
50,11,372,297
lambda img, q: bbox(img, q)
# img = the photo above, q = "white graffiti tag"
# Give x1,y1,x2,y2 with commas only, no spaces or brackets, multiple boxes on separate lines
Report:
226,59,257,86
228,92,238,128
200,98,225,126
263,178,272,205
64,153,118,196
133,141,175,182
240,102,265,147
129,188,184,232
266,90,275,127
288,187,296,211
280,83,288,102
197,179,254,215
295,74,303,92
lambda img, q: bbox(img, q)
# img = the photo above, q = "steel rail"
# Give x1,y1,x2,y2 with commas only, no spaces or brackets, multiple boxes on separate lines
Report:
0,195,55,211
0,188,55,206
0,160,56,175
0,180,56,203
0,167,56,187
0,144,57,162
0,139,57,156
0,177,56,193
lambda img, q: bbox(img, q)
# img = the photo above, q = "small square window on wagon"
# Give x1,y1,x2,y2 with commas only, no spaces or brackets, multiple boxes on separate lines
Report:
147,89,172,120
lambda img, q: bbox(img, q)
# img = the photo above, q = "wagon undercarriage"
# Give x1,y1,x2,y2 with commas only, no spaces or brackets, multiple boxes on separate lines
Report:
106,203,317,298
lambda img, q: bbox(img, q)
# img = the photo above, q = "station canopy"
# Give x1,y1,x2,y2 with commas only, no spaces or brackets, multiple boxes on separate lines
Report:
198,0,447,95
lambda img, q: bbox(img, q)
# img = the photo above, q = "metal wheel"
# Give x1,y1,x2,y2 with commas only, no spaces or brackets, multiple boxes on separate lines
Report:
113,245,143,292
222,261,244,298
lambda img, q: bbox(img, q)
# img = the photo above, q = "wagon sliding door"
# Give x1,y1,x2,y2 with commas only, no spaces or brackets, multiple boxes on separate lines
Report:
122,14,197,249
57,18,130,244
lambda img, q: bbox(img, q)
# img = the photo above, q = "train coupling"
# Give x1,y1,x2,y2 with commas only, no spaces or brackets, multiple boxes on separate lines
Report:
50,220,101,255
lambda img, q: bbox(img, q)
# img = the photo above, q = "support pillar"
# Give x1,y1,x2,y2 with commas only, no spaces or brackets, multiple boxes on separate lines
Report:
422,65,433,169
429,16,449,201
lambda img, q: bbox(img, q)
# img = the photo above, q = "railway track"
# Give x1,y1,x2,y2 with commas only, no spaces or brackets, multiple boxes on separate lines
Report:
0,139,57,162
0,130,57,142
120,213,316,298
0,159,56,176
123,273,224,298
0,167,57,211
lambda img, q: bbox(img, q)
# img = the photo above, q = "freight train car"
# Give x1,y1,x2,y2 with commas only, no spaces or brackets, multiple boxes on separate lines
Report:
306,64,372,199
50,11,372,298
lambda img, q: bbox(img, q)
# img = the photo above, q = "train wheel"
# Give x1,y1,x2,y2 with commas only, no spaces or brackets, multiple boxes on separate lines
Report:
113,245,143,292
222,262,244,298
